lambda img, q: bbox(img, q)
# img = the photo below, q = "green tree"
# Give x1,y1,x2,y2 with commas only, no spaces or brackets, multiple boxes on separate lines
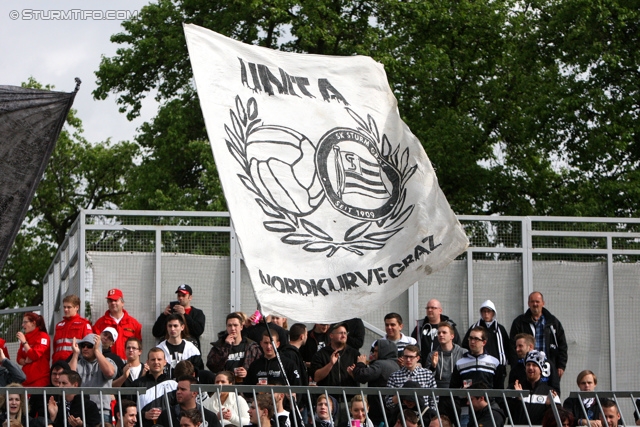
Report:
93,0,640,218
94,0,382,211
0,78,138,307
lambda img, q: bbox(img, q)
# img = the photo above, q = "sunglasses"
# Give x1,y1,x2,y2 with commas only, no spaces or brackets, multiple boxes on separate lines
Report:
79,343,94,349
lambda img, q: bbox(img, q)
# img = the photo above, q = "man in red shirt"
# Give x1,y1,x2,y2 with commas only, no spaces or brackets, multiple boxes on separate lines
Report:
93,288,142,359
52,294,92,362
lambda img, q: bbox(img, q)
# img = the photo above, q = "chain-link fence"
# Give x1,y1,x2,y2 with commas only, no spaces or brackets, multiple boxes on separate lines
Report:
38,211,640,396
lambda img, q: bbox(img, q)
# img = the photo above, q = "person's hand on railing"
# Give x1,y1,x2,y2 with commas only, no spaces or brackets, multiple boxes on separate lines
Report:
545,390,558,405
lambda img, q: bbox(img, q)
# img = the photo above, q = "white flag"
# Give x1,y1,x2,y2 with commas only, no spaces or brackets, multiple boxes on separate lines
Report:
184,24,469,323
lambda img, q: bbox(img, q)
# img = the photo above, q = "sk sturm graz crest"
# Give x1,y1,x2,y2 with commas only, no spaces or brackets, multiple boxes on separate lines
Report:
225,96,417,257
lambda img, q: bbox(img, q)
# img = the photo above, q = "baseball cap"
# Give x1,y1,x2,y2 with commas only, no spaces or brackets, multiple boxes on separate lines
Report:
176,284,193,295
79,334,98,345
102,327,118,342
106,288,123,300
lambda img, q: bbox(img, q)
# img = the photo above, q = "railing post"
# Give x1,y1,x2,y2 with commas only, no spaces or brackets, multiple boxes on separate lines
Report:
607,235,617,390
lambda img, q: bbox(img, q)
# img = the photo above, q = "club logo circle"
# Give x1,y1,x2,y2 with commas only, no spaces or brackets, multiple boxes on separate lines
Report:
315,128,401,221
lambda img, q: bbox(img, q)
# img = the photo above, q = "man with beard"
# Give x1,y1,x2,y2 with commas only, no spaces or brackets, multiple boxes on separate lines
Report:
509,350,561,425
509,333,560,393
309,323,359,388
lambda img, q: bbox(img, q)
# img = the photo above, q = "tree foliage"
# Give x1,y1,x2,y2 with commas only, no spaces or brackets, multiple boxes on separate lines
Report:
93,0,639,218
0,78,137,307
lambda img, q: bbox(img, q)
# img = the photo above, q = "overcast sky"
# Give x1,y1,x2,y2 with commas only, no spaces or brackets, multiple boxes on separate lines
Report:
0,0,158,144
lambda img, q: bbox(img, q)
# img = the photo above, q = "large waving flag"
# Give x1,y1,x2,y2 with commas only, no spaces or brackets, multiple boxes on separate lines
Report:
184,24,469,322
0,82,78,271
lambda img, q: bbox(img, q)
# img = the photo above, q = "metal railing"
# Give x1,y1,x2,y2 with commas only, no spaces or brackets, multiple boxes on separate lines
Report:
39,212,640,393
4,385,640,427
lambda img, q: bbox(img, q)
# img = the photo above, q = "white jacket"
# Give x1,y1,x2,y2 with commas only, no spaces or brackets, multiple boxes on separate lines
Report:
204,391,250,427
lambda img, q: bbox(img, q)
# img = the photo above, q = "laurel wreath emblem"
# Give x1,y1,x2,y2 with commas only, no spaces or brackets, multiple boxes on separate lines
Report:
225,96,417,257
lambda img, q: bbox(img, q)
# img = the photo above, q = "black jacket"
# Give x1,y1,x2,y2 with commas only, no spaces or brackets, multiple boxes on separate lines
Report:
468,401,506,427
411,314,461,362
352,339,399,426
280,343,309,386
509,357,560,394
342,318,366,350
152,306,206,351
449,352,504,390
309,345,359,387
245,355,302,386
564,397,601,426
51,395,101,427
300,329,329,363
243,322,289,346
509,307,568,371
508,379,559,425
158,404,221,427
462,319,515,367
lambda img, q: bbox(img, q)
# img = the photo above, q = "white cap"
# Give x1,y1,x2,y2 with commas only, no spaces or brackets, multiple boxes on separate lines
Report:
480,299,497,315
102,327,118,342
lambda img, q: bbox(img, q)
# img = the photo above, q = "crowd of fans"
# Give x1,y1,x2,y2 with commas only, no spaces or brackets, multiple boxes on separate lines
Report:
0,286,629,427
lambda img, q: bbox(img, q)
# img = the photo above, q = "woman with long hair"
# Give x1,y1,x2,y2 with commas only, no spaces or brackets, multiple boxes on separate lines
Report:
204,371,250,427
347,395,374,427
16,312,50,387
0,383,45,427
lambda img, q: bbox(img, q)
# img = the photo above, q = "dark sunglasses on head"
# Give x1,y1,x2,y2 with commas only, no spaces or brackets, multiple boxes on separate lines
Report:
79,343,94,349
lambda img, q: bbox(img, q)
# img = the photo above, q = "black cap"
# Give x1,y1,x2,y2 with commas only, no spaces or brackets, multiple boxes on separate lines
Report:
176,284,193,295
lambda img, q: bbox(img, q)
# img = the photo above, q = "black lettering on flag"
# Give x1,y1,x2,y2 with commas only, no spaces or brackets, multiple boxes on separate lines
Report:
373,267,388,285
355,270,374,286
285,278,297,294
422,235,442,251
239,58,262,92
258,64,288,96
389,263,405,278
318,78,349,105
312,279,328,296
